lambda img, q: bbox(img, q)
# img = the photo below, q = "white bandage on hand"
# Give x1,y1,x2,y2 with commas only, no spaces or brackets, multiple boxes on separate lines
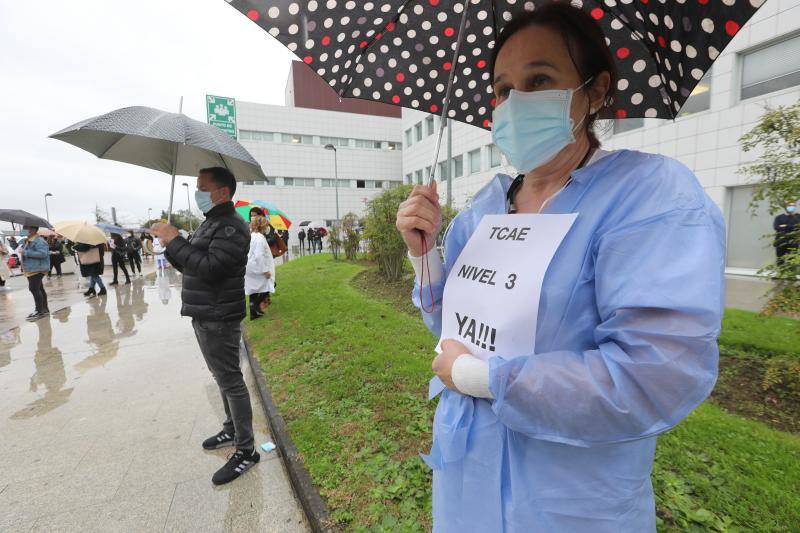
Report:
408,247,444,285
451,355,493,399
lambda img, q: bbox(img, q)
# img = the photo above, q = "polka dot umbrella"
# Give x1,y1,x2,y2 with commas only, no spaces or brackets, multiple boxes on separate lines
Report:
227,0,764,130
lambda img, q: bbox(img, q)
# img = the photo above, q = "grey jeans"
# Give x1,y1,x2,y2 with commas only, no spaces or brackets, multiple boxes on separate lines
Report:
192,318,254,450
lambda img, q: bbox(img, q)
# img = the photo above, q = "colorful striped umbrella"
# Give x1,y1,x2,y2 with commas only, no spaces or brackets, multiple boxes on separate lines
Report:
234,199,292,230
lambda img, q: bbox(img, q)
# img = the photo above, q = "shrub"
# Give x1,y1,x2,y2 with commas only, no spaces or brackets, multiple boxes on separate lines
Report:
363,184,414,281
762,356,800,399
327,225,342,260
341,213,361,261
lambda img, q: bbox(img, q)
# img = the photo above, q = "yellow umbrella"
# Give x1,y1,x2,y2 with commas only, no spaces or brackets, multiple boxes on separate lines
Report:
268,214,288,231
53,220,107,245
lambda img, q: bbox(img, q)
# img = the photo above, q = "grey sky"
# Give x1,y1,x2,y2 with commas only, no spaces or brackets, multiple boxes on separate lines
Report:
0,0,294,229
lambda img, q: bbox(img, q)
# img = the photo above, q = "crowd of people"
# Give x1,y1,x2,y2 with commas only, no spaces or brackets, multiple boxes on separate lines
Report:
297,227,325,254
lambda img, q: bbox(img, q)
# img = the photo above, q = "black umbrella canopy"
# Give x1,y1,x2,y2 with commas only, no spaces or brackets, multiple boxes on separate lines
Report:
0,209,52,229
229,0,764,126
50,106,268,181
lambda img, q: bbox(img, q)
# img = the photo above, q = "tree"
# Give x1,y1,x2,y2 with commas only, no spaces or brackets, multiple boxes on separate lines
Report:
739,103,800,315
340,213,361,261
363,185,414,280
328,224,342,260
94,205,111,224
145,210,202,233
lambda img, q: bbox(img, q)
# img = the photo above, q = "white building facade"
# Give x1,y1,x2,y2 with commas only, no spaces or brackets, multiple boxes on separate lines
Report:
401,1,800,273
236,102,403,237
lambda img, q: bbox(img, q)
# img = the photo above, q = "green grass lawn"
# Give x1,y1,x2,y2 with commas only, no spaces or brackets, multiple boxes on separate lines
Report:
247,255,800,532
720,308,800,357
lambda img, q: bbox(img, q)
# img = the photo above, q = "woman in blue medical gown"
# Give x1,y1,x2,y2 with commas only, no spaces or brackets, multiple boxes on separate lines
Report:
395,4,725,532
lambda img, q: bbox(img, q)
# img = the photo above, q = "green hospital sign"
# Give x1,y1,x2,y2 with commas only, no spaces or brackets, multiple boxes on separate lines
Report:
206,95,237,139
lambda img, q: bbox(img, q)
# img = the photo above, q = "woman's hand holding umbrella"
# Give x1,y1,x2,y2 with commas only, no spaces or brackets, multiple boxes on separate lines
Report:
396,181,442,257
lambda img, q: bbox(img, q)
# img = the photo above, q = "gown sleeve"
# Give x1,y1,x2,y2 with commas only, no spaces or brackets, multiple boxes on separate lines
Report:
412,213,470,338
488,205,725,447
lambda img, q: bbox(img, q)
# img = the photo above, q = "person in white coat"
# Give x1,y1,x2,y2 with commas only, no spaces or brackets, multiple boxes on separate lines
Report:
245,216,275,321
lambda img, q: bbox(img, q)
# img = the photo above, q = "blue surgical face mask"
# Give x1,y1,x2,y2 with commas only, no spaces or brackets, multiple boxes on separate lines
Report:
195,190,216,214
788,205,797,214
491,78,593,174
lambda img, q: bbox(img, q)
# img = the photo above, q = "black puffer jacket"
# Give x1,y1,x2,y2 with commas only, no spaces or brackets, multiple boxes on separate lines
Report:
165,202,250,321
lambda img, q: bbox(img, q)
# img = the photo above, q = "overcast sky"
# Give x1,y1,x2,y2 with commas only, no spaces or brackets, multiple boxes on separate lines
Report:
0,0,295,230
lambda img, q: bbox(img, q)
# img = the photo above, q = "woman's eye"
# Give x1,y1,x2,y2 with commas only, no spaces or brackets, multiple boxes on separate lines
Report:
531,75,549,88
495,86,511,100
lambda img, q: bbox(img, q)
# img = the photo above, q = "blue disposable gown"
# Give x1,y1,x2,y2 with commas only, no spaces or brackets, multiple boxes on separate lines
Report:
413,150,725,532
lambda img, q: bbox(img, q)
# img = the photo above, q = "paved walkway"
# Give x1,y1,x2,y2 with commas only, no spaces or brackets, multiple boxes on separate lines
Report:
0,267,307,532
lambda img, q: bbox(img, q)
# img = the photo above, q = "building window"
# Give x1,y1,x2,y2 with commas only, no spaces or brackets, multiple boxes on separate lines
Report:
437,161,447,180
489,144,502,167
415,169,423,184
613,118,644,134
425,116,435,136
282,133,299,143
283,177,315,187
373,181,384,189
415,122,423,142
741,34,800,100
679,70,712,116
405,173,413,185
239,130,252,140
726,185,775,269
356,179,366,189
405,129,413,146
425,166,432,181
452,155,463,178
387,141,400,150
468,149,481,174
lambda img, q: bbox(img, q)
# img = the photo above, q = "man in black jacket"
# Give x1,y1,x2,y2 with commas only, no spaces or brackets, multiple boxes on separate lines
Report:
151,167,259,485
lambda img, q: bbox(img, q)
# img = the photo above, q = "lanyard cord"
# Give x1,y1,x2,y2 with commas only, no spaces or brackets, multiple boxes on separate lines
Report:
419,234,436,314
507,147,594,214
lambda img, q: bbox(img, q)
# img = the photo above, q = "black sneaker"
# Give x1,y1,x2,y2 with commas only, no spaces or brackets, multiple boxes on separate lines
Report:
83,288,96,297
202,431,235,450
212,448,260,486
97,288,107,296
109,281,119,286
25,311,39,320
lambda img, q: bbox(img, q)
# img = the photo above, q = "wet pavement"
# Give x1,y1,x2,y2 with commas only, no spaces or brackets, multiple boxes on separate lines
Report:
0,265,307,532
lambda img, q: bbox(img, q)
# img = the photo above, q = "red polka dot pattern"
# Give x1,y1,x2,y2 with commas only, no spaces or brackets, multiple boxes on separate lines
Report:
229,0,765,124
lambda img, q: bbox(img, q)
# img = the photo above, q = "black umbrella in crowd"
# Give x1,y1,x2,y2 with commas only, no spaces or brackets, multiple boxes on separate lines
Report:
0,209,52,229
228,0,765,130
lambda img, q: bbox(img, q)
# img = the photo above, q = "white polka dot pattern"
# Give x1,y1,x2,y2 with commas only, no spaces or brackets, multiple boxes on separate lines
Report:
230,0,762,124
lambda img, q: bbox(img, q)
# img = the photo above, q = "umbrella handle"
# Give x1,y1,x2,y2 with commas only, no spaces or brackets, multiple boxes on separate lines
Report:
418,231,436,314
427,0,472,186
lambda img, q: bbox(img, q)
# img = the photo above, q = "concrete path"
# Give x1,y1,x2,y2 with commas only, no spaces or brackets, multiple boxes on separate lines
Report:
0,267,308,532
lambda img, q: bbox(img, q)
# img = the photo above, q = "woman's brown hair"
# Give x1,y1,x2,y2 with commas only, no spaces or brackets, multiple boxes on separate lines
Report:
491,3,618,148
250,215,268,234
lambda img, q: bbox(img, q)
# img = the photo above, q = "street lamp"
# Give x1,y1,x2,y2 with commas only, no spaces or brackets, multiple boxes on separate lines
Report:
324,144,340,225
44,193,53,223
182,182,193,232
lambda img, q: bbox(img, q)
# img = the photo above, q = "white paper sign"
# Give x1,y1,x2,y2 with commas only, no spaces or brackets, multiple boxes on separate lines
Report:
438,213,577,361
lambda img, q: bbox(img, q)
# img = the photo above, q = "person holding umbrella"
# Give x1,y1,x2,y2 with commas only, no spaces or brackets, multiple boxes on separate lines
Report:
18,226,51,320
150,166,259,485
396,4,725,531
74,242,107,298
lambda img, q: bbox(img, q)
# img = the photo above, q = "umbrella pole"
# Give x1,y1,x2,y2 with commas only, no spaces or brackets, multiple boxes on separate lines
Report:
426,0,471,187
168,173,176,224
167,96,184,225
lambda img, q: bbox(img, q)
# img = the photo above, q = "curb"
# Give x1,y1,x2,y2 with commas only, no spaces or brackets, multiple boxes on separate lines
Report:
241,334,335,533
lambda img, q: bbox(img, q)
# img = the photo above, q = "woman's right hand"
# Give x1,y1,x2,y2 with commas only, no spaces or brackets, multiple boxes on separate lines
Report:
396,181,442,257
